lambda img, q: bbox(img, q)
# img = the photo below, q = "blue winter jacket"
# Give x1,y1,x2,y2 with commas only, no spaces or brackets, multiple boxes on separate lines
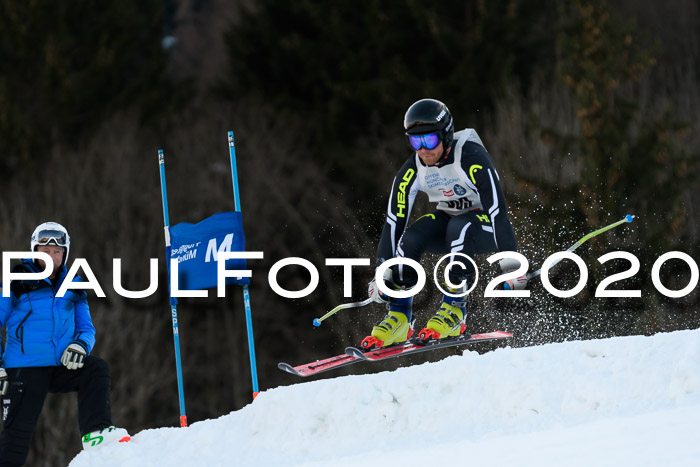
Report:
0,259,96,368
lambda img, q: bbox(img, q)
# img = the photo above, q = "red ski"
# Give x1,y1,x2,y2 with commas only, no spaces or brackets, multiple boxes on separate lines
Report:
346,331,512,361
278,353,359,377
278,331,512,378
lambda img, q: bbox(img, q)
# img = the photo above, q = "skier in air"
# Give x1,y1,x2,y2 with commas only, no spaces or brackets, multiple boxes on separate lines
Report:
0,222,129,466
363,98,525,349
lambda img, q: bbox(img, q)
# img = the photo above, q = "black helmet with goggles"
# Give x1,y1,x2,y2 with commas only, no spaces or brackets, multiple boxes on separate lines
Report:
404,99,454,151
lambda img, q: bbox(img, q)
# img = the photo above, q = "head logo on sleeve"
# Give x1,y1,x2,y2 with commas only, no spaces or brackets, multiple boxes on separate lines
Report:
396,168,415,218
469,165,483,184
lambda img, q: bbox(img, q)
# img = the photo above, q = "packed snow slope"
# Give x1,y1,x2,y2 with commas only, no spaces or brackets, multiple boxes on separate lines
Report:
70,329,700,467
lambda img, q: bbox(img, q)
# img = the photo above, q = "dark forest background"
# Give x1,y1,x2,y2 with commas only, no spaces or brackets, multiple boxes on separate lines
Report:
0,0,699,464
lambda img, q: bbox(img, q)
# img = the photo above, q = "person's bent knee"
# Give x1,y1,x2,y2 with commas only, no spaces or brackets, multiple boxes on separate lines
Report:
83,356,110,378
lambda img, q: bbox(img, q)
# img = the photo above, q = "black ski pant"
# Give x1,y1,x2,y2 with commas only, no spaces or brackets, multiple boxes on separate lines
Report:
0,356,112,467
393,210,499,288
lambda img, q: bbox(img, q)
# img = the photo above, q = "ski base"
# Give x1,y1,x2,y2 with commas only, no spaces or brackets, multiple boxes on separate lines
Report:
278,330,512,378
277,352,357,377
346,330,512,361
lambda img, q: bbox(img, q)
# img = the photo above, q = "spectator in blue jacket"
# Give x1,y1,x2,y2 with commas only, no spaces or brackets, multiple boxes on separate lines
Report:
0,222,128,466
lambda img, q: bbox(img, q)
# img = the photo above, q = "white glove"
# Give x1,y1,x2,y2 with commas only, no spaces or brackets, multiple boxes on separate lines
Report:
368,266,393,303
0,367,8,396
499,257,529,291
61,343,87,370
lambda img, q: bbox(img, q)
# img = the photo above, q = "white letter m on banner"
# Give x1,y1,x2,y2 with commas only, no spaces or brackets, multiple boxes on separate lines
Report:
205,233,234,262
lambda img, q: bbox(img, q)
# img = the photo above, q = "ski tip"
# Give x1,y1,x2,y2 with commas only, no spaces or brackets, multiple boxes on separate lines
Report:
625,214,635,223
312,318,322,327
277,362,300,376
345,347,369,360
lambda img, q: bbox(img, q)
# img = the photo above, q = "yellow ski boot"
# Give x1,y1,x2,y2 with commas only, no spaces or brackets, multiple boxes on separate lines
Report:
361,297,413,350
418,298,468,342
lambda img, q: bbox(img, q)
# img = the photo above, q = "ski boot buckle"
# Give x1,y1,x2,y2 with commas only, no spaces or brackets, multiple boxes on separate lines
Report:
360,336,384,350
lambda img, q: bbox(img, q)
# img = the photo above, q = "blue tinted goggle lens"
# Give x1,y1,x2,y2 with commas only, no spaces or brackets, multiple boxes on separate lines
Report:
408,133,440,150
36,230,67,247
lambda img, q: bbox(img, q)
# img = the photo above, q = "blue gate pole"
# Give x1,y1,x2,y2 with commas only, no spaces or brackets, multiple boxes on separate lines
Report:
158,149,188,427
227,131,260,398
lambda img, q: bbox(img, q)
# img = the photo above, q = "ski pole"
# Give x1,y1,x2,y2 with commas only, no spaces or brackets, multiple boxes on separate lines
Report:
228,131,260,400
158,149,188,427
526,214,635,281
313,298,374,327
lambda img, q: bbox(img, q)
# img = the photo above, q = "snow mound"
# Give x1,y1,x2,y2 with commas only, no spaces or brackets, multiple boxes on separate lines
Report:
70,329,700,467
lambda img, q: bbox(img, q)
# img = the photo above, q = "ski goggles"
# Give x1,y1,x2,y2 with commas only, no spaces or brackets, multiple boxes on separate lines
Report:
35,230,68,247
407,132,441,150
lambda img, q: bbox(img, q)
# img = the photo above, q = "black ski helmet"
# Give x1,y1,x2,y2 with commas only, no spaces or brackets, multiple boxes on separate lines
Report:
404,99,454,148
